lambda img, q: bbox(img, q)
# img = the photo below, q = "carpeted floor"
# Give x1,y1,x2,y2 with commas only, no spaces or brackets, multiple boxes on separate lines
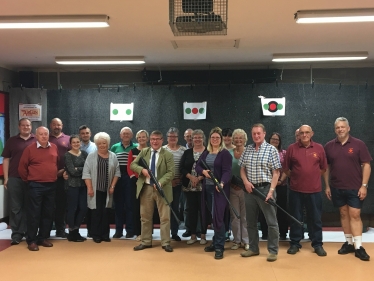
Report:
0,228,373,280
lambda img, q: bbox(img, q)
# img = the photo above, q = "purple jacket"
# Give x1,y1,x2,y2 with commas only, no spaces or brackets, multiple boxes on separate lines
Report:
196,149,232,230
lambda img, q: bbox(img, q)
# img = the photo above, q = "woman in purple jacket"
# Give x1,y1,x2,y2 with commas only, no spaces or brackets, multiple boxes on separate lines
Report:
196,127,232,260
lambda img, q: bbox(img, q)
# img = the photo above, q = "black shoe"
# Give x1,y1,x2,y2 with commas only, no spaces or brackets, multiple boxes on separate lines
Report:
182,231,191,237
134,244,152,251
338,242,355,255
125,233,134,238
93,238,101,243
102,238,111,242
171,234,181,241
215,249,224,259
355,246,370,261
287,245,299,255
204,244,215,252
315,246,327,256
77,232,87,241
56,231,68,239
162,245,173,252
10,239,21,245
113,232,123,238
279,234,287,240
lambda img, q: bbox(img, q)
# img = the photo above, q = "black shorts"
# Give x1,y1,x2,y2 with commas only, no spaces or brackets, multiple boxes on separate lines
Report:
330,187,363,209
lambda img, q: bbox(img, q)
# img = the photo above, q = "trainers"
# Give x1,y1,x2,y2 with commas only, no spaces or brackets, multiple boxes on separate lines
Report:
125,233,134,238
187,238,198,245
267,253,277,262
315,246,327,256
244,244,249,251
171,234,181,241
287,245,299,255
215,249,224,259
225,231,231,242
355,246,370,261
338,242,355,255
200,238,207,245
231,243,240,250
204,244,215,252
240,249,259,257
112,232,123,238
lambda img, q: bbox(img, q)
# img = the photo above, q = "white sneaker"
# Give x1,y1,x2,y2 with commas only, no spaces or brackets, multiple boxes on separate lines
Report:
200,238,207,245
244,244,249,251
231,243,240,250
187,238,198,245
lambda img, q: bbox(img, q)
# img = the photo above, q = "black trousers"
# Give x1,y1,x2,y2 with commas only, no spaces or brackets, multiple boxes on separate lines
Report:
66,186,87,230
26,181,56,244
90,190,110,240
54,177,67,234
185,191,205,235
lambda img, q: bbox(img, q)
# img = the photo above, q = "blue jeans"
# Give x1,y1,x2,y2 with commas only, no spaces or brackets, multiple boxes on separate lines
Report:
171,185,182,235
114,174,133,234
289,190,323,249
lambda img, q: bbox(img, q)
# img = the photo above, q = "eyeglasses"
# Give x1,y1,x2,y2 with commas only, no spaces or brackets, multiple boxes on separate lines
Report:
270,138,280,141
299,131,311,135
150,138,162,141
193,137,203,140
167,135,178,138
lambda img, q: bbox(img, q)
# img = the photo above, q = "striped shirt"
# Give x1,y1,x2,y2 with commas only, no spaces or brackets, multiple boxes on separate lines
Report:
163,145,186,179
239,141,281,184
110,141,138,174
96,155,109,192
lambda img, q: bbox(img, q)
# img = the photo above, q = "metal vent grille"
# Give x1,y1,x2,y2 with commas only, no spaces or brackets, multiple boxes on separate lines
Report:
169,0,228,36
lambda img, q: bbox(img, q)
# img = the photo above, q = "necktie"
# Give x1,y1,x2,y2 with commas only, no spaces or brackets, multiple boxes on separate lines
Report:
150,150,157,185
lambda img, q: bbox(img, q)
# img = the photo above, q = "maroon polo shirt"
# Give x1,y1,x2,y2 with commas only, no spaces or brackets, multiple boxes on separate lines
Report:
49,133,70,170
284,140,327,193
1,134,36,178
18,142,59,183
325,136,372,190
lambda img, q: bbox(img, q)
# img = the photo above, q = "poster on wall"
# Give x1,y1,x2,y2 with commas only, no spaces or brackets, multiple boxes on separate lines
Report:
261,97,286,116
19,103,42,121
110,103,134,121
183,102,207,120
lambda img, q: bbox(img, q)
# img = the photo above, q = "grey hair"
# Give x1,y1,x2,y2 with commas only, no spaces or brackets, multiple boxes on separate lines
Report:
334,117,349,127
167,127,179,136
36,126,49,134
232,129,248,144
192,129,206,145
120,127,133,134
94,132,111,147
136,129,149,139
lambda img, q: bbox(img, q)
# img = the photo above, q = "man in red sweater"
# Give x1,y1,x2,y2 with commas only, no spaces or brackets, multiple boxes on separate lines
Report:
18,126,59,251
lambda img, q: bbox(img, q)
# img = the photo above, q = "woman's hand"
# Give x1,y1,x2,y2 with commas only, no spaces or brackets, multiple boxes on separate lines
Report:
202,170,211,178
190,175,200,187
87,188,94,197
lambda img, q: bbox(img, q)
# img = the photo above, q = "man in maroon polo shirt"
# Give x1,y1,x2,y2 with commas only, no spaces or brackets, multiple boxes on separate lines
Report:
324,117,371,261
18,126,59,251
2,118,36,245
49,118,70,238
284,125,327,256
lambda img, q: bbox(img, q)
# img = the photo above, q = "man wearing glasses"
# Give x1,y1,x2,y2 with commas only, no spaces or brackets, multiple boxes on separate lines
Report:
283,125,327,257
130,130,175,252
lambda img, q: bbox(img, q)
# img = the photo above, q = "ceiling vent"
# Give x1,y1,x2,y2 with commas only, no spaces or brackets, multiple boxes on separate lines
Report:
169,0,228,36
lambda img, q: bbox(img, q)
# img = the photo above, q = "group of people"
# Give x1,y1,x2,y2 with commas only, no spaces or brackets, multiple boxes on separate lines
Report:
2,116,371,262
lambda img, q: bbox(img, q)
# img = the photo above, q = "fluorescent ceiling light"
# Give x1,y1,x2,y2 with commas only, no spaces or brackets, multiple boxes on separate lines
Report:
272,52,368,62
295,9,374,23
55,56,145,65
0,15,109,28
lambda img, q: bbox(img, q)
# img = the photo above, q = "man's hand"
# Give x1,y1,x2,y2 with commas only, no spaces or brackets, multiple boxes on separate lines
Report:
87,188,94,197
172,178,180,187
57,169,65,177
4,179,8,190
141,168,150,178
153,182,162,191
358,186,367,200
244,181,254,193
265,190,274,202
325,186,332,200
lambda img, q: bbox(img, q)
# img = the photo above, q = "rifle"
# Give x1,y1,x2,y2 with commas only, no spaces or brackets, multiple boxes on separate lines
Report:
138,157,181,225
231,175,303,226
200,159,240,219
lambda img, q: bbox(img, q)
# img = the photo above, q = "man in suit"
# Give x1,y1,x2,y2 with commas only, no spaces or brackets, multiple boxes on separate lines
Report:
130,130,175,252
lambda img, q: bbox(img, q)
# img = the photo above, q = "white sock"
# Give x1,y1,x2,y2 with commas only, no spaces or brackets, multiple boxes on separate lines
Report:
353,236,362,249
344,234,353,245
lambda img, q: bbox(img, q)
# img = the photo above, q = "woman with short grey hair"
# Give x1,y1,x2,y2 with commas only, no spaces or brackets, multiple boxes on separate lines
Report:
83,132,121,243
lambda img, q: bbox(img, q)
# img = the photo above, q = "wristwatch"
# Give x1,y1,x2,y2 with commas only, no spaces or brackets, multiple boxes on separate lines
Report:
362,184,368,187
110,186,115,189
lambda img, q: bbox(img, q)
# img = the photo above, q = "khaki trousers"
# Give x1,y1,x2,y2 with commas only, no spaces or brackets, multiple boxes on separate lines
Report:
140,184,171,247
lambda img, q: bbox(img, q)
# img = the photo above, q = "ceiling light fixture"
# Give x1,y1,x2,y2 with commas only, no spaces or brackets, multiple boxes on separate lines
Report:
0,15,109,28
55,56,145,65
272,52,368,62
295,9,374,23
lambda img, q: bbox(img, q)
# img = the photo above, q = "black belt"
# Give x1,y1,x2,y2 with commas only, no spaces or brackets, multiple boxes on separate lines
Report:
252,182,270,188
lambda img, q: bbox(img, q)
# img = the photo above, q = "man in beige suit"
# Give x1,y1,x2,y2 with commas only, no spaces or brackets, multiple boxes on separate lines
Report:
130,130,175,252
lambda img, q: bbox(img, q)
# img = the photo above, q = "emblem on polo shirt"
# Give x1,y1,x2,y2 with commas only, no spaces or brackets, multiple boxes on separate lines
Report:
348,148,354,154
312,152,318,158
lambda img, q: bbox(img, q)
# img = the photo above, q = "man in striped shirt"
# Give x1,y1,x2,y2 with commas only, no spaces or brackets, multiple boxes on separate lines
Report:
110,127,138,238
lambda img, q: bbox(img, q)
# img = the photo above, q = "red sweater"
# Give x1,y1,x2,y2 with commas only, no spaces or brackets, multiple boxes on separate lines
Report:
18,142,59,182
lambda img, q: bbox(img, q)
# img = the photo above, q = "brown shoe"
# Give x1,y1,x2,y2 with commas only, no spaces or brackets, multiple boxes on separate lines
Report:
134,244,152,251
28,243,39,251
37,240,53,247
